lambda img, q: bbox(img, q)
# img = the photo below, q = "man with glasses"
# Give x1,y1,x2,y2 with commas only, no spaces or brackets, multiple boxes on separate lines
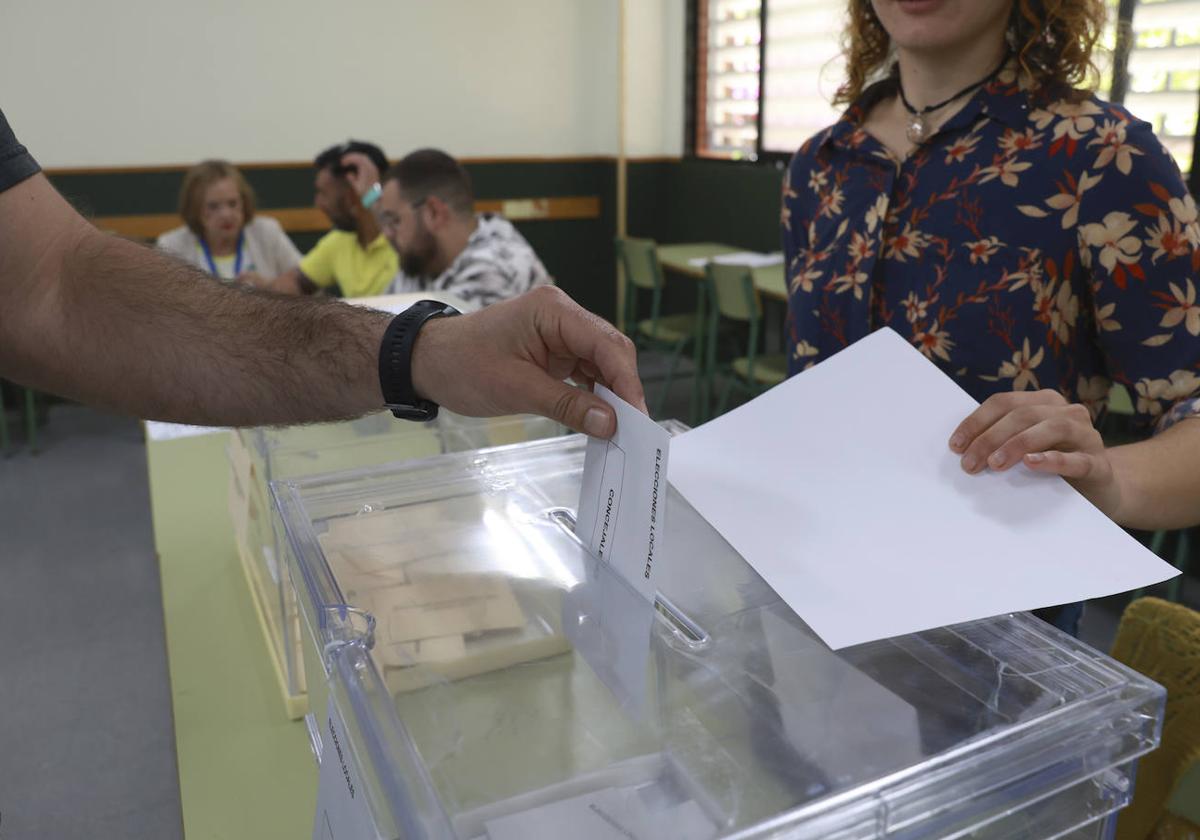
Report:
348,148,550,308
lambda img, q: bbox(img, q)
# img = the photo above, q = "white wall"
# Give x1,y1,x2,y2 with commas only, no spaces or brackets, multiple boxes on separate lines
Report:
0,0,689,169
624,0,687,158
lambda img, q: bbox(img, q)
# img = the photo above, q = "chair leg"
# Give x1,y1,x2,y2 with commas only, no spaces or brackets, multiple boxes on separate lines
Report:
24,388,37,455
0,385,9,457
689,286,708,425
688,340,708,425
654,339,688,419
1167,528,1191,603
1150,530,1168,554
715,373,739,418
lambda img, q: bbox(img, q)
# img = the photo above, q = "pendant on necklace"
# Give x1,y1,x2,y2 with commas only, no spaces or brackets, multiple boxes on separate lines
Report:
905,113,929,145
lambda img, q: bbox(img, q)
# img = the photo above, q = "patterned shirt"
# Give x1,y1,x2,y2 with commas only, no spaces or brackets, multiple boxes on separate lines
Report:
782,68,1200,432
389,213,552,307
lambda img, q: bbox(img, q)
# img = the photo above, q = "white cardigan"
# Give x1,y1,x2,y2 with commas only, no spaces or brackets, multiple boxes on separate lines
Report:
156,215,302,278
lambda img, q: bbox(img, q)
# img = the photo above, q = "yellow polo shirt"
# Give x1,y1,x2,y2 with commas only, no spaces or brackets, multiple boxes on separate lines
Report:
299,231,398,298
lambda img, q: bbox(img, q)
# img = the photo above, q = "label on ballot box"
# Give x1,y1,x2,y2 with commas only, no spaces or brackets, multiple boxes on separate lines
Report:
575,386,670,603
313,700,381,840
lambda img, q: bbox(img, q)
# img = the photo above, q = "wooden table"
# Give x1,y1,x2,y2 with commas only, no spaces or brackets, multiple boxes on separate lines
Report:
656,242,787,301
146,430,316,839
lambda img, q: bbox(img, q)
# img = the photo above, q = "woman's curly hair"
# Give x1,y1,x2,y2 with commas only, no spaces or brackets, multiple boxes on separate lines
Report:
833,0,1108,105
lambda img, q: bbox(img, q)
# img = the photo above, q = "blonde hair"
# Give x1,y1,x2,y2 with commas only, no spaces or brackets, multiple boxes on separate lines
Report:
177,159,256,237
834,0,1107,106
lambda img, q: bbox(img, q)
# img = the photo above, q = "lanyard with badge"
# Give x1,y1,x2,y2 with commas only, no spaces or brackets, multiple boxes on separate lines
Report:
199,230,245,278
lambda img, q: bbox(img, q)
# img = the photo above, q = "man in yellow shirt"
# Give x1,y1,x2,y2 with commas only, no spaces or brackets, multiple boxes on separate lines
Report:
256,141,397,297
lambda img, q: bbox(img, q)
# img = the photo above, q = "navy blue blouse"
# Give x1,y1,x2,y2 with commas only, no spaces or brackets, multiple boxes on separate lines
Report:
782,68,1200,432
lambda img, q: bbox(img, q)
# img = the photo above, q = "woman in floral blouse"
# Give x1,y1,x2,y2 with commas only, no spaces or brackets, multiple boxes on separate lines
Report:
783,0,1200,632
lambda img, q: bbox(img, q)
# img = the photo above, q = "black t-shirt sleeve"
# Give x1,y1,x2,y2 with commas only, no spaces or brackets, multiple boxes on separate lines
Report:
0,108,41,193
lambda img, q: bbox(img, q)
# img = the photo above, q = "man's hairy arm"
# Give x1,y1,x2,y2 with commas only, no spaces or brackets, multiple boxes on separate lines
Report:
0,174,388,426
1,174,645,436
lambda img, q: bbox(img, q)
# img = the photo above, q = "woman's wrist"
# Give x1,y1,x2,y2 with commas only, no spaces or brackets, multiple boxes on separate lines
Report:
1096,443,1141,526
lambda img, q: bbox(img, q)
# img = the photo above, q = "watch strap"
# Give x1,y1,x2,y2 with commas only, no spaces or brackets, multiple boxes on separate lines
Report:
378,300,460,421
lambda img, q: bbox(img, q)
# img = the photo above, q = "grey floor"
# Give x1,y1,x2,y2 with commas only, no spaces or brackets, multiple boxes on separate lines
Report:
0,405,182,840
0,361,1192,839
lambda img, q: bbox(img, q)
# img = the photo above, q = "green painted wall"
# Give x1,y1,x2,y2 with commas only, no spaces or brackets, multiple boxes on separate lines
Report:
627,158,785,253
625,158,785,318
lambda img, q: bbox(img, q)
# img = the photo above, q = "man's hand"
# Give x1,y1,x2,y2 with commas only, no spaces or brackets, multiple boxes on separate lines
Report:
411,286,646,439
242,268,305,295
236,270,267,287
339,151,381,198
948,389,1122,518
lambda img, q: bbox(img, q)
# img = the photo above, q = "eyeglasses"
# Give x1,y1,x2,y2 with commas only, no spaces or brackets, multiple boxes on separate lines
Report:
379,197,428,233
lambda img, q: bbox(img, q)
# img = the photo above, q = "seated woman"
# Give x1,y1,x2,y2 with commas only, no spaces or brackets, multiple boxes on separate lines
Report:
157,160,300,283
783,0,1200,634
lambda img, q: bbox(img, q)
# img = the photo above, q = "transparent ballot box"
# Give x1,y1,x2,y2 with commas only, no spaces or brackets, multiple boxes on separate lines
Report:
273,432,1165,839
226,411,563,718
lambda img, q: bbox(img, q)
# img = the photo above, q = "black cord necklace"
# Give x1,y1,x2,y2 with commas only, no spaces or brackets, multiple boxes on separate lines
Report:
898,54,1009,144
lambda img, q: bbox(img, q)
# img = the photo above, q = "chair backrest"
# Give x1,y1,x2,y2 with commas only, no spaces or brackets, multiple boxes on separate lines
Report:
615,237,662,292
1110,597,1200,840
706,262,761,323
1108,382,1135,416
1166,758,1200,827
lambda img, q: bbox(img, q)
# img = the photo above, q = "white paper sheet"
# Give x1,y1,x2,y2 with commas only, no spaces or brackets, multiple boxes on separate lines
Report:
576,386,670,603
669,327,1179,650
143,421,226,441
686,251,784,269
350,291,474,315
562,553,655,715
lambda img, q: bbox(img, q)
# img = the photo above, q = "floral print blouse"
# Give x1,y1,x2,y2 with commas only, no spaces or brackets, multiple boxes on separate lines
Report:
782,67,1200,432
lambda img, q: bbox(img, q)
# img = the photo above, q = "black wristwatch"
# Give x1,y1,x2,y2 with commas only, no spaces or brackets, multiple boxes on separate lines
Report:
378,299,461,421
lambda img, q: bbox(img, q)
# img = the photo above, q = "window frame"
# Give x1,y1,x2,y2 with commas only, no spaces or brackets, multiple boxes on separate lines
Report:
685,0,1200,190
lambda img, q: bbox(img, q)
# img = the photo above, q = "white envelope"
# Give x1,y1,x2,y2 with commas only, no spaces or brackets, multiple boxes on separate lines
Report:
576,386,670,603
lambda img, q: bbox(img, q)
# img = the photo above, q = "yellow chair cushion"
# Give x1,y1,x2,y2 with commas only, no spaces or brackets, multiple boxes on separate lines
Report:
1109,382,1135,417
637,313,697,345
1149,810,1200,840
732,354,788,386
1112,598,1200,840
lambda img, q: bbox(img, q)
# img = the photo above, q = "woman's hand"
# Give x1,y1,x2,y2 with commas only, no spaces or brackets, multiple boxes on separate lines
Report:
948,389,1123,518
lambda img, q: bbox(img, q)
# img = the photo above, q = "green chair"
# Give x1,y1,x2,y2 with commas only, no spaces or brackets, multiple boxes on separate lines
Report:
703,262,788,418
616,237,702,418
1163,758,1200,834
1110,598,1200,840
1108,381,1135,417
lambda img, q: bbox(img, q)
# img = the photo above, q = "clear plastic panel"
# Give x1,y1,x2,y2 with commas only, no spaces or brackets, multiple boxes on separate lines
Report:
276,432,1164,840
232,411,564,710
